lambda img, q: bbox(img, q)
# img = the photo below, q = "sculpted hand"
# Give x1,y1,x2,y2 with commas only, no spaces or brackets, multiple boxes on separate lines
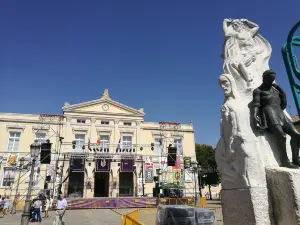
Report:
253,108,262,127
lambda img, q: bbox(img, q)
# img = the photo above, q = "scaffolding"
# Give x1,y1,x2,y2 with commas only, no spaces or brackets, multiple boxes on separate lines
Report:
156,122,198,206
6,113,65,208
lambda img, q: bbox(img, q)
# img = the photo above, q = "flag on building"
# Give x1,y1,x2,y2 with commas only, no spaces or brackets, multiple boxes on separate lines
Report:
172,156,181,170
97,135,100,144
116,138,121,149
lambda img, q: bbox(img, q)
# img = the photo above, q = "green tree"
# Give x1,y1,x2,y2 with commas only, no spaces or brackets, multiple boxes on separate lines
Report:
195,143,220,200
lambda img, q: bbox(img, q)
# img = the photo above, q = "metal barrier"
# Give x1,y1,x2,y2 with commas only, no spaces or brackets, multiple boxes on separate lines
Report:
112,209,145,225
112,198,223,225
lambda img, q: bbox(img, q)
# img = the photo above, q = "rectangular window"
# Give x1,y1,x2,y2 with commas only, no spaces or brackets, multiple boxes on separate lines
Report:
35,133,46,144
101,121,109,125
154,138,163,156
123,122,132,126
77,119,86,124
7,132,21,152
100,135,110,148
2,167,15,187
174,139,183,155
122,136,132,148
75,134,85,152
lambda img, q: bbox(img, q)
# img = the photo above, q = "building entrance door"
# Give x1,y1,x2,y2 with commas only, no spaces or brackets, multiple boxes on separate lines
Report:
94,172,109,197
119,172,133,197
67,172,84,198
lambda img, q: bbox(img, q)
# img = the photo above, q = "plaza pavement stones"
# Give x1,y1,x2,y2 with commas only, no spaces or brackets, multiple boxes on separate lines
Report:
0,209,124,225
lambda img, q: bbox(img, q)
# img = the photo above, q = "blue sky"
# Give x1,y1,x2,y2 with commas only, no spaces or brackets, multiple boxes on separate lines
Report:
1,0,300,147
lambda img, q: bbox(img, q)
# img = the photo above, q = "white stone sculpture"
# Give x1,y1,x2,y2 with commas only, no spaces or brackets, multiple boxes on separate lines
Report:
217,18,276,225
222,18,272,92
216,74,250,189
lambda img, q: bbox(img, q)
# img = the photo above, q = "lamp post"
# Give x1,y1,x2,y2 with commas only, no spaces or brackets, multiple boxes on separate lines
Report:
191,161,198,206
20,140,40,225
10,157,25,214
198,166,202,198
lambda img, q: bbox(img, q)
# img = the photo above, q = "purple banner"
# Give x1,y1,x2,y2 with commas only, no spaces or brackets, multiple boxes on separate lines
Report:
96,159,111,172
121,158,134,172
71,158,85,172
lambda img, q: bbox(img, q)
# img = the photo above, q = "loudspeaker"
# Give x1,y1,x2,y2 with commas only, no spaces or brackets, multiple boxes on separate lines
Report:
167,147,177,166
40,143,52,164
46,175,51,182
153,188,158,197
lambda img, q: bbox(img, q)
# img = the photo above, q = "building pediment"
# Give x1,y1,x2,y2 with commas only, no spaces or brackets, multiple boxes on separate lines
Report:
62,89,145,117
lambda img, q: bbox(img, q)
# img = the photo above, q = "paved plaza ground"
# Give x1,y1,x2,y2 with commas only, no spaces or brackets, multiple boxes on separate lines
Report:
0,202,222,225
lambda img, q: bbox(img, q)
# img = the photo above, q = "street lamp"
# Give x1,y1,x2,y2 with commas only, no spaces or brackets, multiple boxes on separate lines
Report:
191,161,198,206
10,157,25,214
198,165,202,198
20,140,41,225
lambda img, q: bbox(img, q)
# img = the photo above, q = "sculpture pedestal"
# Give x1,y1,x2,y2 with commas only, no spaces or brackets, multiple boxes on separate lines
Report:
221,188,271,225
266,167,300,225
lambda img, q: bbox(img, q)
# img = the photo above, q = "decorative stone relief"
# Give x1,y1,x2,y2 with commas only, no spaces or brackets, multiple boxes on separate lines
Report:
216,74,250,189
222,18,271,93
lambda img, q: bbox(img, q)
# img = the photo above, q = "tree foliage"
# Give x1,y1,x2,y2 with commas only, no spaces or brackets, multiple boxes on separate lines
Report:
195,143,221,199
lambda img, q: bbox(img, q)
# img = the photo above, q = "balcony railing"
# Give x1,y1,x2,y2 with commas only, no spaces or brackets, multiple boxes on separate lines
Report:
66,144,144,155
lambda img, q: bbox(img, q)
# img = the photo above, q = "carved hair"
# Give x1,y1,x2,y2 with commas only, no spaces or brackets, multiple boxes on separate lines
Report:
219,73,239,101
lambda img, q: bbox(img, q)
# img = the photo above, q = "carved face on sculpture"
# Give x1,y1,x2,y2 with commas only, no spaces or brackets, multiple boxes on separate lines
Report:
219,77,232,96
232,21,242,32
219,74,239,100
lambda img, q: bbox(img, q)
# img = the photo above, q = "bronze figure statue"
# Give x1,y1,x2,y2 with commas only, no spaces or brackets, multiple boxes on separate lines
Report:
252,69,300,168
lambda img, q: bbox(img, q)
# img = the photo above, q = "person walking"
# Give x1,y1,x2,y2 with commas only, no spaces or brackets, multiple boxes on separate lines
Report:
44,197,50,218
3,197,9,215
53,195,68,225
30,198,42,223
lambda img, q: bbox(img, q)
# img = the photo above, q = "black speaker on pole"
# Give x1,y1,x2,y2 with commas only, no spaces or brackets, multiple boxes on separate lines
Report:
40,142,52,164
167,147,177,166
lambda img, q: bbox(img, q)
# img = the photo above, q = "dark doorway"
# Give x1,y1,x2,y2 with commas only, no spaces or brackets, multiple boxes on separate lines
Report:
94,172,109,197
119,172,133,197
67,172,84,198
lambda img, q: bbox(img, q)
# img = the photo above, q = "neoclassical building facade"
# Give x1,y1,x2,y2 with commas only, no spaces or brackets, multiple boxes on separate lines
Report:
0,89,197,199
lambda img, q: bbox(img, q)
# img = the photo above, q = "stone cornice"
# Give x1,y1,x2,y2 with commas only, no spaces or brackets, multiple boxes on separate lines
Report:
96,128,113,136
64,110,144,118
71,126,88,134
62,98,145,116
142,127,194,133
6,124,26,132
119,129,135,134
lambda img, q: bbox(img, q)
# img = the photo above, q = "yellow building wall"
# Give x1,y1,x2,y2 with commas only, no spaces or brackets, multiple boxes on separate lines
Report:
0,91,197,202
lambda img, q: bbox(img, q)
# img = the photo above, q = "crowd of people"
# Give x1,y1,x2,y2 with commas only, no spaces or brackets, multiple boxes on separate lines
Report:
0,194,68,224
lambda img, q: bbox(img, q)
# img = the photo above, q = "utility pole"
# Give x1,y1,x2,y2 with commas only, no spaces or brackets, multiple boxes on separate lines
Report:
141,156,145,197
21,141,40,225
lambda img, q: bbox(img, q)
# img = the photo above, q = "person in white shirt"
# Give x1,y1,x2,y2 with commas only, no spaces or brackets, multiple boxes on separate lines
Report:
44,197,51,218
30,198,42,222
53,195,68,225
